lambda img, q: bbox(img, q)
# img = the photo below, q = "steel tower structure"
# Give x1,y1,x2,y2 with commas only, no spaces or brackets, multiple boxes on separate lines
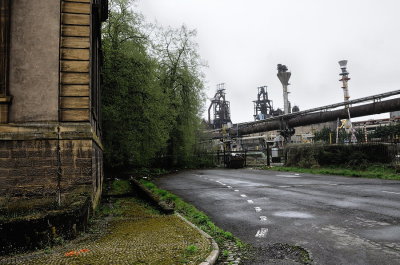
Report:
208,83,232,129
253,86,274,120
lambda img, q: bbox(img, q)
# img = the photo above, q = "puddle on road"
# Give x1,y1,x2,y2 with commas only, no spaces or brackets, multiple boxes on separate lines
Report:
272,211,314,219
330,200,360,208
360,226,400,241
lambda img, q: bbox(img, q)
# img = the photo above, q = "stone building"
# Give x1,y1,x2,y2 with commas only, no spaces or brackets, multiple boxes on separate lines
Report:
0,0,107,246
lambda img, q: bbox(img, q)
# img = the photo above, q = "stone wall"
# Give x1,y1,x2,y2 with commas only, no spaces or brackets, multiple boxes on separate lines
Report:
0,137,103,214
91,142,104,209
0,140,58,197
0,125,104,253
0,0,107,252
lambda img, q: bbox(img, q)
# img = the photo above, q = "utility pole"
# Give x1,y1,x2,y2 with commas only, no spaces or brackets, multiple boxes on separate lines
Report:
336,117,339,144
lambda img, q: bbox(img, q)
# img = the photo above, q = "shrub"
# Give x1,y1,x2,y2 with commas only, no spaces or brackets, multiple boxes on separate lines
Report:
285,143,395,168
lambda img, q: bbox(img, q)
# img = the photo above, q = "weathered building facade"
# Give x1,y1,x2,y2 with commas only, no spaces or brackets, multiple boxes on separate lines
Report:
0,0,107,223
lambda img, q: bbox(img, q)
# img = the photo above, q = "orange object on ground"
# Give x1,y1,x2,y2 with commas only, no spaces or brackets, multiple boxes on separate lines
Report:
64,251,78,257
64,249,90,256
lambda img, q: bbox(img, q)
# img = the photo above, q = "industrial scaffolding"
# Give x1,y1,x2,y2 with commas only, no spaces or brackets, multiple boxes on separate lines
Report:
253,86,274,121
208,83,232,129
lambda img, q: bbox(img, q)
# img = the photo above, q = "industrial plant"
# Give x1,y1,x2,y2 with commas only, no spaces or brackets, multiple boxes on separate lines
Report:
207,83,232,129
205,61,400,167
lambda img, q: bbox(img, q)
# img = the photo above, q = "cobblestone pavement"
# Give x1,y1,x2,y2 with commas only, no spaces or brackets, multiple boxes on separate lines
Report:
0,198,210,265
216,241,243,265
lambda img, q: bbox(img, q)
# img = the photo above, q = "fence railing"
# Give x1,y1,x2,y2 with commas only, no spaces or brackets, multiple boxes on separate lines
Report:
198,140,400,168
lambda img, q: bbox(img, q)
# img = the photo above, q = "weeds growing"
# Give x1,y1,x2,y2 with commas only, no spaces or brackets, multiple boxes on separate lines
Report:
139,179,247,249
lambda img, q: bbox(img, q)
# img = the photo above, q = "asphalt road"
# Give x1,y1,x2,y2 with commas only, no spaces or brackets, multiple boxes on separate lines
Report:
154,169,400,265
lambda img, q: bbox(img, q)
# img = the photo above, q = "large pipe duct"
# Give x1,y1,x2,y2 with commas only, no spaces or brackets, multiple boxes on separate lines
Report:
236,97,400,135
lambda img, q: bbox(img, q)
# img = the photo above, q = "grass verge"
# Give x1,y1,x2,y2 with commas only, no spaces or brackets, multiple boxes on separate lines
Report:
138,179,247,250
261,164,400,180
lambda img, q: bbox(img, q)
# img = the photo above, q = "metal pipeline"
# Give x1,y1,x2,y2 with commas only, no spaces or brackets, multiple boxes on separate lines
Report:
236,97,400,135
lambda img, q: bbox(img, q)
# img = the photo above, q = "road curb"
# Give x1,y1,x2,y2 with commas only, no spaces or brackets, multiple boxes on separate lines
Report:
132,179,220,264
131,179,175,214
175,213,220,265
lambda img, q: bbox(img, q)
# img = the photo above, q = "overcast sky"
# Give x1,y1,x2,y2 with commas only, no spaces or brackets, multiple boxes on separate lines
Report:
136,0,400,123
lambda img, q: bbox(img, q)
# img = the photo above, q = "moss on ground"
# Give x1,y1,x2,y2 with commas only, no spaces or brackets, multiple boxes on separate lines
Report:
139,179,251,264
1,197,210,265
140,180,228,244
0,185,91,223
108,179,133,196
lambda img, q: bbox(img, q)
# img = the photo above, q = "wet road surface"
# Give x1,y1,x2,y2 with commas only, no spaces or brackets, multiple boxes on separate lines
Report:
155,169,400,265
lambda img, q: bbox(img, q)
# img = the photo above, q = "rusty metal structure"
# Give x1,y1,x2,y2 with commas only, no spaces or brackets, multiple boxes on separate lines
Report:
236,90,400,136
204,62,400,142
338,60,357,143
253,86,274,121
339,60,351,103
208,83,232,129
204,90,400,139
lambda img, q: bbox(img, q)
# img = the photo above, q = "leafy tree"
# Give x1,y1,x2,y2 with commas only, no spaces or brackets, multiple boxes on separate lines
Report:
102,0,171,168
101,0,206,169
370,123,400,142
151,26,206,166
313,127,332,143
313,126,365,144
354,128,366,143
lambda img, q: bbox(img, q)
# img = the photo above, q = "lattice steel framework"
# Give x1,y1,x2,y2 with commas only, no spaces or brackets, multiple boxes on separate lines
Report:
253,86,274,121
208,83,232,129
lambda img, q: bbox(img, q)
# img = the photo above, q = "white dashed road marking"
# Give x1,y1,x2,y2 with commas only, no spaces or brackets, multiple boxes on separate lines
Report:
254,207,262,212
276,174,301,178
247,200,254,204
278,186,290,188
234,190,239,192
255,228,268,238
260,216,268,221
382,190,400,195
240,194,247,198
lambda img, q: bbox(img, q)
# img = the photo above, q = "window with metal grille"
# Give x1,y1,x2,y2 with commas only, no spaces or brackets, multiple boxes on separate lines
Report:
0,0,10,96
91,0,107,137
